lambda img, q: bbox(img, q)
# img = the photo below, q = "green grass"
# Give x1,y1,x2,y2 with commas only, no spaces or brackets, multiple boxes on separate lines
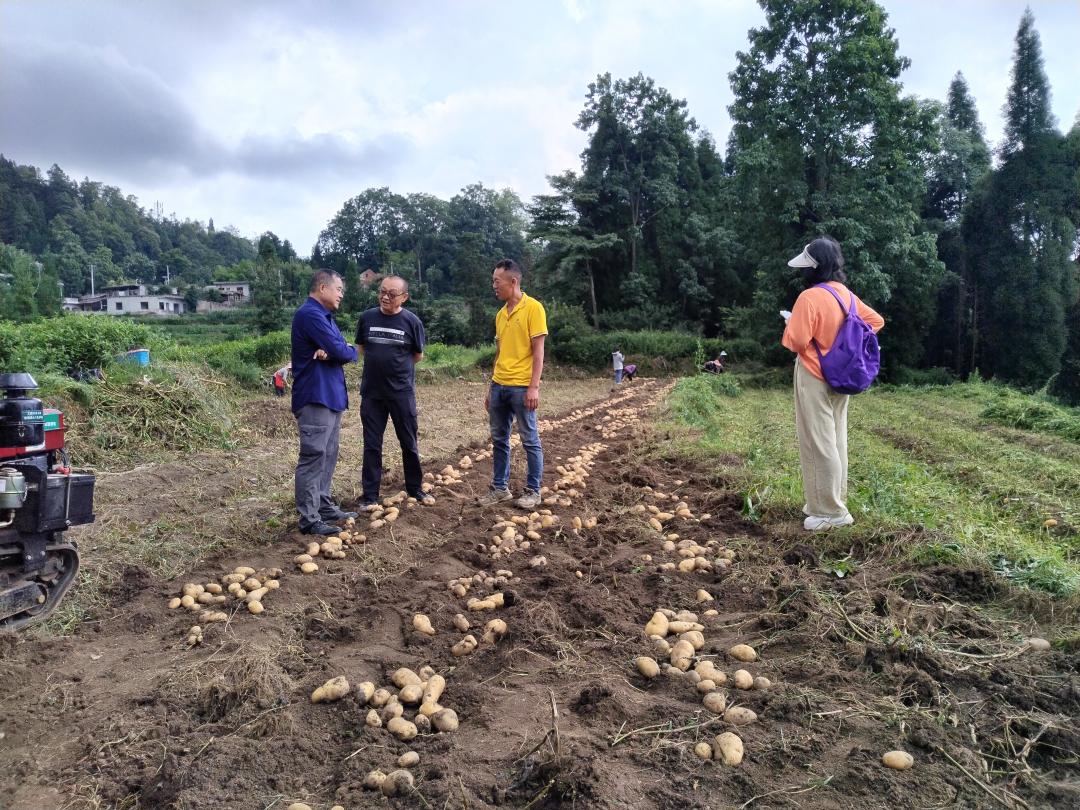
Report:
666,376,1080,596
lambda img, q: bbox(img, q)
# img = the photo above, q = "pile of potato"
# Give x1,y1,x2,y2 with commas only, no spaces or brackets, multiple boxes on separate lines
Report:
482,513,556,560
168,565,283,627
635,609,772,755
549,442,604,501
431,464,466,488
293,530,362,573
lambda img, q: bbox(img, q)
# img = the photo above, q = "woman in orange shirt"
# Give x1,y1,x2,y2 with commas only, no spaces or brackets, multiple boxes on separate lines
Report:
781,237,884,531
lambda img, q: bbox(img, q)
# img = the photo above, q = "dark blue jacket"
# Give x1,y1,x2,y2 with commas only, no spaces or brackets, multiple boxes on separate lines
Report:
291,297,358,414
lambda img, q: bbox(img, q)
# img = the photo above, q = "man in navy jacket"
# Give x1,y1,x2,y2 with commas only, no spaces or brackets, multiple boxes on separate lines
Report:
291,270,359,535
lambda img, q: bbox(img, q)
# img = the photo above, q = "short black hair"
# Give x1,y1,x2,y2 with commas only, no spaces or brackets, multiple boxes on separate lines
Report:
310,269,343,293
494,258,522,280
802,237,847,285
381,274,409,293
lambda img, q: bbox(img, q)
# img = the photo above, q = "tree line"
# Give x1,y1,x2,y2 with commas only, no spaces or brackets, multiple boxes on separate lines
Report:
1,1,1078,401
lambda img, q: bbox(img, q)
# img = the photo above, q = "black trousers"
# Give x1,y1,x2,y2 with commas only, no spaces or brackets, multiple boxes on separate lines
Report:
360,393,423,502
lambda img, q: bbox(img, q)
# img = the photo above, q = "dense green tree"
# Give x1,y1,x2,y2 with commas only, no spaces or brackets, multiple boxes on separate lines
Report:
727,0,942,373
966,9,1077,388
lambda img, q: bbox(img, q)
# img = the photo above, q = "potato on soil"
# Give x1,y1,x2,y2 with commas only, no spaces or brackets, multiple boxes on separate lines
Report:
300,562,318,574
371,687,392,707
714,732,744,765
452,635,478,656
702,691,728,715
399,683,425,704
398,750,420,767
680,630,705,650
392,667,422,688
728,643,757,662
432,708,459,732
483,618,508,643
380,768,415,797
363,769,387,789
882,750,914,770
635,656,660,679
311,676,350,703
753,676,772,691
365,709,382,728
1026,637,1051,651
287,804,312,810
412,613,436,636
694,742,713,760
724,706,757,726
381,700,404,722
423,674,446,704
168,597,181,609
733,669,753,690
669,639,695,671
386,716,418,740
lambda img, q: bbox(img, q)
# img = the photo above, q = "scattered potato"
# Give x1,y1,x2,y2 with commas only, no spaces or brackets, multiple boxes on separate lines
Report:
714,732,744,765
386,716,418,741
300,562,319,574
452,635,478,656
694,742,713,760
311,676,350,703
432,708,459,732
695,589,714,603
636,656,660,679
733,670,753,690
392,668,422,688
381,700,405,723
453,613,471,632
669,639,695,671
287,803,312,810
363,769,386,789
371,687,392,707
680,630,705,650
1026,637,1051,651
753,676,772,691
398,751,420,768
882,750,914,770
728,644,758,663
696,679,716,693
399,684,424,704
247,600,264,615
644,611,669,637
702,691,728,715
724,706,757,726
424,674,446,704
365,709,382,728
380,768,415,797
168,597,181,609
180,595,196,609
234,566,255,576
412,614,436,636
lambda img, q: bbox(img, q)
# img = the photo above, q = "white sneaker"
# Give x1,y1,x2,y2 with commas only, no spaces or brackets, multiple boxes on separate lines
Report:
515,490,542,509
803,513,854,531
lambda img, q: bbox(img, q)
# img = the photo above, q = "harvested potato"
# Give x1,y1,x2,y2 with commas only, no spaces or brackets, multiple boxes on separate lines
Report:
652,636,671,656
432,708,459,732
733,669,753,690
371,687,392,707
412,614,436,636
246,586,268,603
286,804,312,810
669,639,695,671
247,600,264,615
205,583,223,595
363,769,387,789
242,577,261,591
311,676,350,703
365,709,382,728
483,618,508,644
882,750,914,770
423,674,446,704
680,630,705,651
380,768,415,797
381,701,405,723
724,706,757,726
180,595,196,609
294,553,313,565
168,597,181,609
414,713,431,733
696,679,716,693
644,611,669,637
1026,637,1051,651
386,716,418,741
753,676,772,691
694,742,713,760
702,691,728,715
392,667,422,688
635,656,660,679
398,751,420,768
399,684,424,704
234,566,256,576
695,589,714,603
714,732,744,765
667,620,703,634
728,644,757,662
300,562,318,574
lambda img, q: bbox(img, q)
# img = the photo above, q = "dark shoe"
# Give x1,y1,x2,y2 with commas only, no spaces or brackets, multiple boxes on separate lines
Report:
300,521,340,536
477,487,513,506
321,507,358,521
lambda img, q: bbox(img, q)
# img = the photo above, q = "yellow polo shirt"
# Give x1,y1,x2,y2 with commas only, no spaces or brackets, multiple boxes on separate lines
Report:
493,292,548,386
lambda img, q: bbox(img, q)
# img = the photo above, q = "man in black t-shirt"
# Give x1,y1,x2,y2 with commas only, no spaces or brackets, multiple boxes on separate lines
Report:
355,275,432,507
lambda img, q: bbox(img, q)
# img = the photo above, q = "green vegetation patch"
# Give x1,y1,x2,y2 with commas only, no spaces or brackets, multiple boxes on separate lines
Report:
665,377,1080,597
981,391,1080,443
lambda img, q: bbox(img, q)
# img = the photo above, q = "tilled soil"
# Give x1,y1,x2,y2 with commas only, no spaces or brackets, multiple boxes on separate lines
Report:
2,379,1078,810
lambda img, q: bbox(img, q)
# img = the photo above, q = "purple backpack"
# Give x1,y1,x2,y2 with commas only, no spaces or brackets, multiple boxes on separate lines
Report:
811,284,880,394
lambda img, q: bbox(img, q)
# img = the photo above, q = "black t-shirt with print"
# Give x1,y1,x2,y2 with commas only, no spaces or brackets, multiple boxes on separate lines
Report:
355,307,426,397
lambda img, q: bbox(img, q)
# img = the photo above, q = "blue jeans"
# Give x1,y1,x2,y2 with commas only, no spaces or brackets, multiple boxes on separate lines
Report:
489,383,543,493
614,368,624,383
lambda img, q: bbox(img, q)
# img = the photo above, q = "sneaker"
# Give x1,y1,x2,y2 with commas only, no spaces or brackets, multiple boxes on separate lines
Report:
359,502,380,512
477,487,514,506
300,520,341,536
412,493,436,506
515,489,542,510
320,507,359,521
803,513,854,531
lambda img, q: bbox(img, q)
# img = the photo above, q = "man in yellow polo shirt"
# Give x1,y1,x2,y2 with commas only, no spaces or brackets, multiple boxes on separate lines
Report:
478,258,547,509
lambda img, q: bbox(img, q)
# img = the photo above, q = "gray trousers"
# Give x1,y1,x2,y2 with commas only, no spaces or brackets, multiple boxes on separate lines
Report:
295,404,344,528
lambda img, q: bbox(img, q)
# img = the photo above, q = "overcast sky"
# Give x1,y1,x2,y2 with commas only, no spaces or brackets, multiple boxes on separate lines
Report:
2,0,1078,255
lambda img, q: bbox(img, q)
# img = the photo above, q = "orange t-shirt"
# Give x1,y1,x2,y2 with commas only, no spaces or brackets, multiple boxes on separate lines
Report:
781,282,885,381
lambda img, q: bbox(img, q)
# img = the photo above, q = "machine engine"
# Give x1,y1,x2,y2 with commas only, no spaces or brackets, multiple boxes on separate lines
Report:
0,373,94,630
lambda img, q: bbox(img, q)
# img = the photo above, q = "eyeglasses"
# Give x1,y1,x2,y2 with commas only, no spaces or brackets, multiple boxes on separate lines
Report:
379,290,406,299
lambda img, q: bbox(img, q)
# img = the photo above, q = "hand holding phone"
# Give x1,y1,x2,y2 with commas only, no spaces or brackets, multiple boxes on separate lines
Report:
780,309,792,323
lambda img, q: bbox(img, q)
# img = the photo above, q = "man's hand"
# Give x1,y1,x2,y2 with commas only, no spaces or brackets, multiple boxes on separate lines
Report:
313,348,328,360
525,385,540,411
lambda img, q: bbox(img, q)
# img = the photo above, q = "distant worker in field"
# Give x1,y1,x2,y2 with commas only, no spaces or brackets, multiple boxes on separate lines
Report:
272,362,291,397
623,362,638,382
612,348,625,384
703,352,727,374
782,237,884,532
355,275,434,509
291,269,359,535
479,258,547,510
